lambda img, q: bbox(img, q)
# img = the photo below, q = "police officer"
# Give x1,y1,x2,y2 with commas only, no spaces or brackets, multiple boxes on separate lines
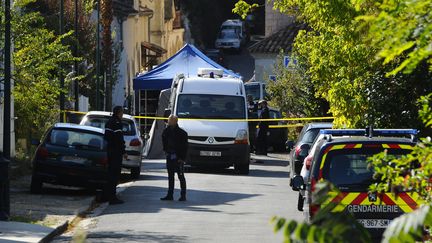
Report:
256,100,270,155
247,95,258,153
104,106,127,205
161,115,188,201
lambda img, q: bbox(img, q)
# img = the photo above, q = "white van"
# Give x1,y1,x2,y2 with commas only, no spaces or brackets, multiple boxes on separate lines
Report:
220,19,248,45
166,68,250,174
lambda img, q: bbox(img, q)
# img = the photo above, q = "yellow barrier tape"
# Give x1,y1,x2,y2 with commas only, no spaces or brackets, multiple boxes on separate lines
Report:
62,110,333,123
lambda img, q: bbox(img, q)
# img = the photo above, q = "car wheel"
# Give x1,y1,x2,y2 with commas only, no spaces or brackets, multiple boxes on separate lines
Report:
30,175,43,194
235,162,250,175
131,167,141,179
297,193,304,211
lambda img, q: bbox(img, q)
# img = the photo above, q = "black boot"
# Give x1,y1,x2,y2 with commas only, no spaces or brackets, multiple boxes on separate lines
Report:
160,195,173,201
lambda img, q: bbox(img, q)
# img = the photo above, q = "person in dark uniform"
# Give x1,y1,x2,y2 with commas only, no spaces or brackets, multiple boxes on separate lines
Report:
104,106,127,205
256,100,270,155
247,95,258,153
161,115,188,201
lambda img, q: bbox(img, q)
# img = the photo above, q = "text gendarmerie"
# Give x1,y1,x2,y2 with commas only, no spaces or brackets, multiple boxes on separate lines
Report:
347,205,399,213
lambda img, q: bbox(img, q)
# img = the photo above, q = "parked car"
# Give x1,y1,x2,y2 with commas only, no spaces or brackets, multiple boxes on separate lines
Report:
289,123,333,179
292,128,421,240
31,123,108,193
205,49,225,66
215,29,242,52
80,111,143,179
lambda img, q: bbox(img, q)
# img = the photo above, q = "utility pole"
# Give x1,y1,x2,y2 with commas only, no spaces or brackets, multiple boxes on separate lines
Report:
59,0,65,121
74,0,79,111
96,0,100,110
1,0,12,220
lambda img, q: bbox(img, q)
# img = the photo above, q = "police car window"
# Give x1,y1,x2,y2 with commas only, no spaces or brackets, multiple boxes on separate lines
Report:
322,149,409,190
84,117,136,136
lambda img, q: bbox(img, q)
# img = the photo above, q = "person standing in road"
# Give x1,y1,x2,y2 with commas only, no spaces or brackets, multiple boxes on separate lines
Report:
256,100,270,155
247,95,258,153
104,106,127,205
161,115,188,201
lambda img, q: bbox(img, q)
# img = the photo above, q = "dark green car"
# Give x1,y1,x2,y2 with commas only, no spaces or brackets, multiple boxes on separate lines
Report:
31,123,108,193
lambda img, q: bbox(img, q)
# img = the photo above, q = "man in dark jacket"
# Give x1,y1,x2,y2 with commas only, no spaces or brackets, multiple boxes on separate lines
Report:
104,106,127,205
161,115,188,201
247,95,258,153
256,100,270,155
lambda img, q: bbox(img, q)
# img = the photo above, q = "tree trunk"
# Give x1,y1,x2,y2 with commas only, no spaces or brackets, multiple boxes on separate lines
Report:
100,0,112,111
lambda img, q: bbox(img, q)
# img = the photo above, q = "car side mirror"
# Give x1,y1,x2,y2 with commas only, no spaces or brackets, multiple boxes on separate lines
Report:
31,139,40,146
291,175,305,191
286,140,294,151
163,109,171,118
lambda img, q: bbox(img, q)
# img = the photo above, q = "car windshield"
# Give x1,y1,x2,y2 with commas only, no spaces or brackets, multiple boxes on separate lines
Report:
302,128,320,143
48,128,106,151
323,148,411,190
219,31,238,39
83,116,136,136
245,84,260,101
221,25,241,34
176,94,246,119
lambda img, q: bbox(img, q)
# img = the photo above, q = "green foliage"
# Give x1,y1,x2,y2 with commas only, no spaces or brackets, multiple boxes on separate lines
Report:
3,0,75,151
382,204,432,243
266,51,329,118
356,0,432,76
232,1,258,19
272,182,371,243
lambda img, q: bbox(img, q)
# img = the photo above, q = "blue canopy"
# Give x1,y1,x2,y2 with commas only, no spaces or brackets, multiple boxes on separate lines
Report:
133,44,241,90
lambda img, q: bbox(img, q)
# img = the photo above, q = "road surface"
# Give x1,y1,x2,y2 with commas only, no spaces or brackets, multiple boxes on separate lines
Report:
55,153,303,242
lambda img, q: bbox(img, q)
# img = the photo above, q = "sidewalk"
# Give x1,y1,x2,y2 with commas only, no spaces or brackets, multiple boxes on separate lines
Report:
0,221,65,243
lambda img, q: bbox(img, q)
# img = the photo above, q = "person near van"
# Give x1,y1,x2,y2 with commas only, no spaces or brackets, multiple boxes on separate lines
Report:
256,100,270,155
104,106,127,205
247,95,258,153
161,115,188,201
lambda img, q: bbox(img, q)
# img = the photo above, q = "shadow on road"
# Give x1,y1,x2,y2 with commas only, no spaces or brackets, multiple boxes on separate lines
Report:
102,185,261,215
83,231,188,243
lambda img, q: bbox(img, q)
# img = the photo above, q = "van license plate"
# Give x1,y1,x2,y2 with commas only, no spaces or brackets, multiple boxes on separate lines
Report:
358,219,391,228
200,151,221,157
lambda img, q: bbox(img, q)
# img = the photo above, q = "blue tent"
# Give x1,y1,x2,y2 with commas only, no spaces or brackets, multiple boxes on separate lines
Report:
133,44,241,90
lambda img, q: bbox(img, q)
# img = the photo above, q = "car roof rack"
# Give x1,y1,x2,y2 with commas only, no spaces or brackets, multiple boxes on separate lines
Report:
320,128,418,142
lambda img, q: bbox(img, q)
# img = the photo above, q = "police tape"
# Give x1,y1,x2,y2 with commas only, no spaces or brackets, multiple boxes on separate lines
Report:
62,110,333,125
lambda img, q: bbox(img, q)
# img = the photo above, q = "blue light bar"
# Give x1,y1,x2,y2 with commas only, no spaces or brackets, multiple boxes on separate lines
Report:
320,129,418,137
320,129,365,135
373,129,418,136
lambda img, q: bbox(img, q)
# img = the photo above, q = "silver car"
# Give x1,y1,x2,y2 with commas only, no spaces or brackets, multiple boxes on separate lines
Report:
80,111,143,178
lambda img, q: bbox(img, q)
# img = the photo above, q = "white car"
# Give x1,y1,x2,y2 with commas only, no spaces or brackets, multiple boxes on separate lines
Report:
215,29,241,52
80,111,143,178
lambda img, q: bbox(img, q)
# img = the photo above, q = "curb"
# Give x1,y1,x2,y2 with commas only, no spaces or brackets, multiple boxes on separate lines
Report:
39,220,69,243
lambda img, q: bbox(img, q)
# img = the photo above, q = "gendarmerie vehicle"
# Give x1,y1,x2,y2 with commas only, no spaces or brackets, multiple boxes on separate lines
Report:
291,128,423,239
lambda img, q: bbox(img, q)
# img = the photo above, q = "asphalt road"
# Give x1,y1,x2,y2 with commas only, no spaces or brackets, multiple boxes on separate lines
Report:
55,153,303,242
223,48,255,81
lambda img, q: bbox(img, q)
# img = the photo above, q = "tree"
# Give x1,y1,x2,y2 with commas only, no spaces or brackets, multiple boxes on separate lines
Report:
233,0,432,129
100,0,113,110
0,0,75,154
266,51,329,118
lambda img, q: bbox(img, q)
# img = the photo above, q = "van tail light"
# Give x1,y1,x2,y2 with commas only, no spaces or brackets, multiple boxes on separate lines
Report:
305,155,313,170
37,147,49,160
99,157,108,166
130,138,142,147
295,146,301,157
